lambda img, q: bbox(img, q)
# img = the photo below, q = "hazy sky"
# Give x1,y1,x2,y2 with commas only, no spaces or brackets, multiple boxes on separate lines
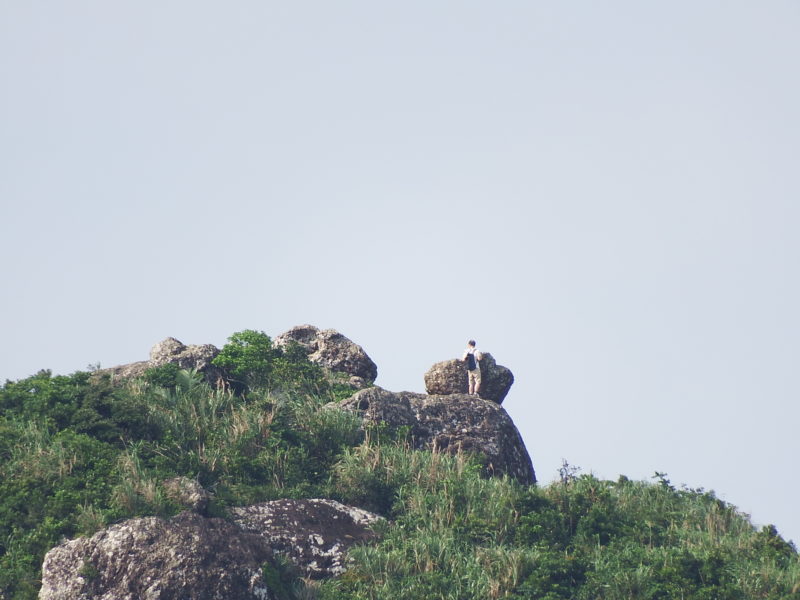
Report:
2,2,799,544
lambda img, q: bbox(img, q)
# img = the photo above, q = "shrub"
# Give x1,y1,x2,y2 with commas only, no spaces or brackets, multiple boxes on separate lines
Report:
212,329,278,390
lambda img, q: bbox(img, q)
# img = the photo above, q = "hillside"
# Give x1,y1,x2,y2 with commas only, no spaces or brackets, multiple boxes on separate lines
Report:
1,327,798,599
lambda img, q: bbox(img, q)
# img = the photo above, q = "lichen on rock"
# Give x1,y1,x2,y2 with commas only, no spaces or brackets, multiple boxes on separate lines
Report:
230,498,383,578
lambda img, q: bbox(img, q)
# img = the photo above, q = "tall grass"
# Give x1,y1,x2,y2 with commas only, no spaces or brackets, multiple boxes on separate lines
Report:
1,419,77,480
111,443,169,516
316,442,800,600
323,441,536,599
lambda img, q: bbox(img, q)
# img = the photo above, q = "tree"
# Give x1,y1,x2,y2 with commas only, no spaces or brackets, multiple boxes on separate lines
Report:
212,330,278,391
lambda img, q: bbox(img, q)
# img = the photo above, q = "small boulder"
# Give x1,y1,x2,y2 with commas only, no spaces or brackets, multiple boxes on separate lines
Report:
162,476,210,514
336,387,535,484
230,498,383,578
274,325,378,383
424,353,514,404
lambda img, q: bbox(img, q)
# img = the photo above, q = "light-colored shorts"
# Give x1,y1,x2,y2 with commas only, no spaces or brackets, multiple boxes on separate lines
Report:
468,368,482,387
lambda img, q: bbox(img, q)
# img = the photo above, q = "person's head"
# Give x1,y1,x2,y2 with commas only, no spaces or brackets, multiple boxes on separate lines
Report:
468,340,476,348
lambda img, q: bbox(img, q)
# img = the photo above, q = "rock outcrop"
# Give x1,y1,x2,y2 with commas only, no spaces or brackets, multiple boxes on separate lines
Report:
95,337,224,386
39,511,275,600
231,499,383,578
92,326,377,390
274,325,378,383
37,326,538,598
148,337,219,372
336,387,535,484
424,353,514,404
40,499,382,599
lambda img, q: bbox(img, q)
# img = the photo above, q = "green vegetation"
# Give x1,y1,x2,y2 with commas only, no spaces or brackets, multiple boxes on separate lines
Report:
315,451,800,600
1,329,798,599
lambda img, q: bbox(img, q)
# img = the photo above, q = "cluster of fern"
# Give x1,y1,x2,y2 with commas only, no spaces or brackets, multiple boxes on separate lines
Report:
1,330,798,599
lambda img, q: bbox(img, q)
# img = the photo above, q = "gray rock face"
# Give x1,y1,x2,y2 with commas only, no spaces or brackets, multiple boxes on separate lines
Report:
424,353,514,404
337,387,536,484
39,511,275,600
39,499,383,599
231,499,383,578
274,325,378,383
95,338,224,386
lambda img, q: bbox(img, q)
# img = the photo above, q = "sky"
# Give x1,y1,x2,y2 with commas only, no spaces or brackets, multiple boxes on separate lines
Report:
2,2,799,544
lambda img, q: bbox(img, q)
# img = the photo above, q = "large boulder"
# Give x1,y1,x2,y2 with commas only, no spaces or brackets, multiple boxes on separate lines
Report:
424,353,514,404
95,337,225,386
231,499,383,578
39,511,275,600
274,325,378,383
39,499,383,599
336,387,535,484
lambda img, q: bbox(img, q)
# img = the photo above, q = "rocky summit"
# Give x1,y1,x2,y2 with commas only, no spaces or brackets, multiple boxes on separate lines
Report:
36,326,534,599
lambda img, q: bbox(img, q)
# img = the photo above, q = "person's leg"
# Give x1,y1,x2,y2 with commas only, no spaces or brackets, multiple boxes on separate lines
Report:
473,369,482,394
468,370,476,394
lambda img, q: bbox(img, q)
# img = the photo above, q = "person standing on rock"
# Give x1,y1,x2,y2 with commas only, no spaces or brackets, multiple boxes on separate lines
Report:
462,340,483,395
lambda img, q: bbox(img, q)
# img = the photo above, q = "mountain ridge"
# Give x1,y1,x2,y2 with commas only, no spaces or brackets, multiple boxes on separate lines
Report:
0,326,797,599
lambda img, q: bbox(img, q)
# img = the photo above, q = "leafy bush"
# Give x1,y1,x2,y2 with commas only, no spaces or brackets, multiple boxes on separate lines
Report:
212,330,356,401
212,329,279,390
143,362,180,389
0,426,116,598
